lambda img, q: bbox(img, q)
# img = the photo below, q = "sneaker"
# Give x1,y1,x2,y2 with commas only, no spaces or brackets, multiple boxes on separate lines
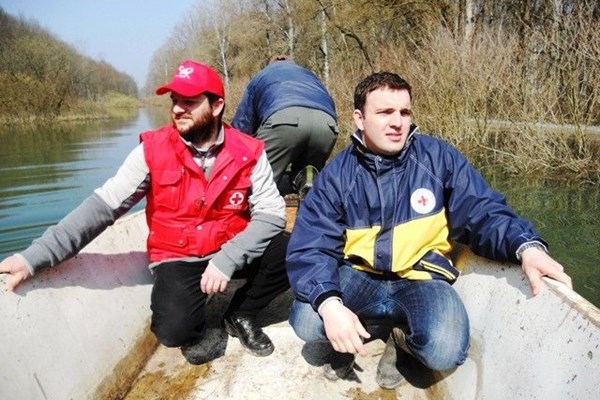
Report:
376,333,405,389
323,351,355,381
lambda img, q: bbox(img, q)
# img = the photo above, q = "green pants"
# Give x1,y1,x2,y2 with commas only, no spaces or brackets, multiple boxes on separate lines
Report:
255,106,338,195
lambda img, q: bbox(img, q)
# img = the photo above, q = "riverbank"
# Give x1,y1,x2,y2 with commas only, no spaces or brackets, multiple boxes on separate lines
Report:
0,92,141,126
472,119,600,140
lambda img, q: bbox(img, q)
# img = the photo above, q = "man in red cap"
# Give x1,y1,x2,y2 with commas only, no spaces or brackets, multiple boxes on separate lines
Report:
0,60,290,364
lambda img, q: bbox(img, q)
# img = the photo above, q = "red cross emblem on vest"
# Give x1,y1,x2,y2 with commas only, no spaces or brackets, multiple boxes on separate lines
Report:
229,191,245,207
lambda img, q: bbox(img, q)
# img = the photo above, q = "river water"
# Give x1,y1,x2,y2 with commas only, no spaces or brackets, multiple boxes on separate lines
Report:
0,109,598,307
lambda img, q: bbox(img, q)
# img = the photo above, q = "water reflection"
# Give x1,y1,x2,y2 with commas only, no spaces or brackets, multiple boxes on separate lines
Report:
482,168,600,308
0,109,163,256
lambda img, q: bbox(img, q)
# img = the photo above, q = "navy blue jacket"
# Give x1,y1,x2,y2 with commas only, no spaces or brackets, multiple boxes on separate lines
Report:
231,61,337,135
286,128,546,309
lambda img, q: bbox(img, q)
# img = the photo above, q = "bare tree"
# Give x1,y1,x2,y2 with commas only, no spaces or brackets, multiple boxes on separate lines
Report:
280,0,295,55
465,0,476,45
320,6,329,85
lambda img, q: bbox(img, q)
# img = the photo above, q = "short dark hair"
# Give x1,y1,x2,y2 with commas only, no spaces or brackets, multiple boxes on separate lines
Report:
353,72,412,112
205,92,225,121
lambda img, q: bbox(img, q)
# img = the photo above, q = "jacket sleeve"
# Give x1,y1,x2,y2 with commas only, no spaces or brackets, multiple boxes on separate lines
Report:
231,82,258,135
286,168,347,309
443,145,546,263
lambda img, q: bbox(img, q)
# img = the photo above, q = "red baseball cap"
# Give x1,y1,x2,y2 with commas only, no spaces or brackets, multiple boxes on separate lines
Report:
155,60,225,98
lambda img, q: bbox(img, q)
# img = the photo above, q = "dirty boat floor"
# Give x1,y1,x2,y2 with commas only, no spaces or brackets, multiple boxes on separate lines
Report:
123,288,442,400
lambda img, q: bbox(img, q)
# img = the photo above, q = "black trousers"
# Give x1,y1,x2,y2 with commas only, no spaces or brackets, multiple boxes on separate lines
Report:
150,232,290,347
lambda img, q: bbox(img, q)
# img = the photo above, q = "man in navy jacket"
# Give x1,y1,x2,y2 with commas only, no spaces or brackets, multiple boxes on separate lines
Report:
286,72,572,389
232,56,338,198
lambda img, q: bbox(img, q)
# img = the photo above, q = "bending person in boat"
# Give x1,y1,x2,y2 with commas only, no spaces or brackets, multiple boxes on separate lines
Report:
285,71,573,389
0,60,290,365
231,55,338,201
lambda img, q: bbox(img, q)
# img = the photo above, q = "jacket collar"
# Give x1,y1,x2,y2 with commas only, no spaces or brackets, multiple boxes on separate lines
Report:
351,124,418,168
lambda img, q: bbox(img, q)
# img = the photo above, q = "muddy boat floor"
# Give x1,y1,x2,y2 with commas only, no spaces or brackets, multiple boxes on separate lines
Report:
124,287,445,400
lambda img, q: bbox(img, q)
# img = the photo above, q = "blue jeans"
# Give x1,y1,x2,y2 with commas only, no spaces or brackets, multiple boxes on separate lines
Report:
289,264,469,371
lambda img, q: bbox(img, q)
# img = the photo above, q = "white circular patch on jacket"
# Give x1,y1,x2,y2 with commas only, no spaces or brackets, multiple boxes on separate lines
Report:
229,191,245,206
410,188,435,214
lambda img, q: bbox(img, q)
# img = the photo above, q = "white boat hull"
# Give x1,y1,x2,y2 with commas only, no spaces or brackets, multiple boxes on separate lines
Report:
1,211,598,399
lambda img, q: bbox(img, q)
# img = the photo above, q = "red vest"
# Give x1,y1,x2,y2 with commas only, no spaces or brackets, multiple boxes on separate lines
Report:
140,124,264,262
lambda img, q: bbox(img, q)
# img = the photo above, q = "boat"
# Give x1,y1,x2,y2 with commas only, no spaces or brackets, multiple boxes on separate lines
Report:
1,209,598,399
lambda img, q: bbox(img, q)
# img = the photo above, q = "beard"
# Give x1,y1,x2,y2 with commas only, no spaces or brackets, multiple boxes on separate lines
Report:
178,110,216,145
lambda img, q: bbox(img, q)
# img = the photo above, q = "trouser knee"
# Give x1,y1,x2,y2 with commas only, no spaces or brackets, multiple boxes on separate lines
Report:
409,334,469,371
151,314,205,348
289,300,326,342
150,261,208,347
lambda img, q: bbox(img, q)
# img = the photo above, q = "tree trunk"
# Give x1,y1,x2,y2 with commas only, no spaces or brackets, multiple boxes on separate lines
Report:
283,0,295,56
465,0,475,45
320,8,329,85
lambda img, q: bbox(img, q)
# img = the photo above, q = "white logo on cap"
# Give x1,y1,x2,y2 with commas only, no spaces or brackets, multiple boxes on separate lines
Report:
410,188,436,214
176,66,194,79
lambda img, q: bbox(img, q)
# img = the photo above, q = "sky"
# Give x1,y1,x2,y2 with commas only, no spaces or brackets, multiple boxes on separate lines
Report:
0,0,200,89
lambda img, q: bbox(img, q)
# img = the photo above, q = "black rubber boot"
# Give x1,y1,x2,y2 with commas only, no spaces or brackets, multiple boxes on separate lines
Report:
293,165,319,203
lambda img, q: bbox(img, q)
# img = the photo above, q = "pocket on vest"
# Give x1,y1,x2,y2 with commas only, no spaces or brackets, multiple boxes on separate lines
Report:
148,220,189,252
154,170,183,210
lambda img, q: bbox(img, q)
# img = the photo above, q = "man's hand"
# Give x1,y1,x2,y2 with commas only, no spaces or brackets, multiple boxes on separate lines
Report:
0,255,32,292
200,262,229,295
521,248,572,295
319,300,371,355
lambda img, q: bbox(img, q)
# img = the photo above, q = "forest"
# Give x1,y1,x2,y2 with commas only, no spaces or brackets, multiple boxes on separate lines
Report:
0,8,138,121
145,0,600,182
2,1,599,182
